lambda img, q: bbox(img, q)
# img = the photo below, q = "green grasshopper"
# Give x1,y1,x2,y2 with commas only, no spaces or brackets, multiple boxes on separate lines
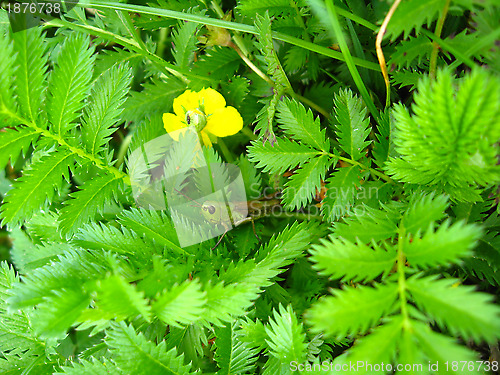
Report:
175,189,281,249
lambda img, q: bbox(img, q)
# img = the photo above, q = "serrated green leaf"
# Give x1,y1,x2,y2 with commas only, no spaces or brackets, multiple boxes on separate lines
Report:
310,236,396,282
413,320,482,375
13,27,48,123
59,174,122,235
372,110,396,168
0,148,74,226
105,322,196,375
255,12,291,88
122,77,185,124
8,249,111,310
82,63,133,156
402,193,449,234
57,359,120,375
0,262,45,353
282,155,331,210
276,98,329,151
248,138,317,174
118,208,186,256
47,33,95,136
0,31,17,124
321,165,360,222
405,220,481,268
332,89,371,161
0,127,39,170
389,35,433,68
407,275,500,343
334,202,401,243
152,280,206,327
172,19,199,68
196,46,241,80
265,304,307,363
386,69,500,200
238,0,294,17
31,288,91,339
214,323,259,375
386,0,446,41
80,275,151,322
307,283,399,338
333,317,403,375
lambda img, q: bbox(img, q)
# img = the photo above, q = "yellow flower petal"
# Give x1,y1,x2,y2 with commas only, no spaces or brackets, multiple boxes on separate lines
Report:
163,113,186,141
204,106,243,137
173,90,200,117
200,131,212,147
198,87,226,114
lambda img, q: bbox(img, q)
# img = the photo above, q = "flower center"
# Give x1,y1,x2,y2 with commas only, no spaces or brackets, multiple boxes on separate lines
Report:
185,109,207,132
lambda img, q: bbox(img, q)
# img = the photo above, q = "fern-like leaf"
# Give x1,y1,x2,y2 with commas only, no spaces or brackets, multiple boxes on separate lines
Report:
152,279,206,327
0,148,74,227
57,359,120,375
372,110,396,168
105,322,196,374
306,284,398,338
334,202,402,243
12,27,48,123
385,0,446,41
276,98,329,151
254,12,291,89
405,220,481,269
332,89,371,161
196,47,241,80
31,288,91,339
332,317,402,374
214,323,259,375
247,138,316,174
82,63,133,156
171,19,199,68
59,173,123,235
122,77,185,124
386,69,500,201
401,193,448,234
321,165,361,222
265,304,307,363
407,275,500,343
118,208,186,256
310,236,396,282
47,33,95,136
0,31,17,124
282,154,331,210
0,127,39,170
388,35,433,68
79,274,151,322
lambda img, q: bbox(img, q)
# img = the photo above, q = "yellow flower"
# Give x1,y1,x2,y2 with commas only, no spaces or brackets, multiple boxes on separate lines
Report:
163,88,243,147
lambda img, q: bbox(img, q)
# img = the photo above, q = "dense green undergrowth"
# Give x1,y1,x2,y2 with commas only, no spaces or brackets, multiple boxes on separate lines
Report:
0,0,499,374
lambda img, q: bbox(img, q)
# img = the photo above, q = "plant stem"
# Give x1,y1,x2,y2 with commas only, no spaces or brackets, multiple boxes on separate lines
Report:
74,0,381,71
3,108,130,184
325,0,380,125
230,41,274,86
327,152,395,184
115,132,133,168
215,138,234,163
429,0,451,79
397,227,409,323
375,0,402,108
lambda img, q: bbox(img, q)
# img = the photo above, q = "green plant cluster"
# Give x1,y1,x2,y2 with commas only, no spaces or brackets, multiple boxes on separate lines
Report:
0,0,499,374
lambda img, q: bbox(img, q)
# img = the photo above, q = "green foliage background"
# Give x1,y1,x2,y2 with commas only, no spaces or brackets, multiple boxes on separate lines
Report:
0,0,499,374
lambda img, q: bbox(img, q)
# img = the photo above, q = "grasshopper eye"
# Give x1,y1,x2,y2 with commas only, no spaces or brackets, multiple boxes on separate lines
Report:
207,205,216,215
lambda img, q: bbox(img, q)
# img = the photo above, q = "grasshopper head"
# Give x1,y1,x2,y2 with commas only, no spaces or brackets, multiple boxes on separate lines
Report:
202,201,220,224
